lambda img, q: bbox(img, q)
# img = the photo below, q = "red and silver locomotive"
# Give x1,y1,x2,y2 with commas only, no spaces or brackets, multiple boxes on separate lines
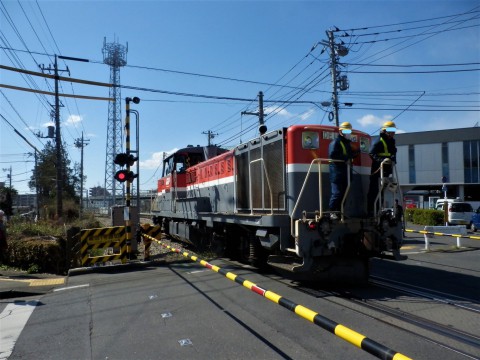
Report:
152,124,404,282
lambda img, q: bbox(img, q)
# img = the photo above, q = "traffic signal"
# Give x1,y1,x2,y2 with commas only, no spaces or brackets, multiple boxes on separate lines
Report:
114,170,137,183
114,152,138,183
114,153,138,167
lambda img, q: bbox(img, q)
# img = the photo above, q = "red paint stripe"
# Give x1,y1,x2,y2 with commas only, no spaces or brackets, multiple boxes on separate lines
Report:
187,151,235,186
204,263,213,269
157,151,235,192
251,285,266,296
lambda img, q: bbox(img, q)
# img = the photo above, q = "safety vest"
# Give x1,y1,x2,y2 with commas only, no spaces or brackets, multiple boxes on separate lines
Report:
329,139,348,164
378,137,391,157
339,140,347,156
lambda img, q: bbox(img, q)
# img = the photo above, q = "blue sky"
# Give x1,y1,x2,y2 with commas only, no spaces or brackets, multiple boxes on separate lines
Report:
1,0,479,195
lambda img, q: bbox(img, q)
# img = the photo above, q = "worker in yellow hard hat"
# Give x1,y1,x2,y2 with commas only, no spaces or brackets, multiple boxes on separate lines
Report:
367,120,398,215
328,122,356,220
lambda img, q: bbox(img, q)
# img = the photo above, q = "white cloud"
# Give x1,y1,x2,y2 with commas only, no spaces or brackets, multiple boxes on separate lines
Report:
355,114,407,133
65,114,82,126
265,106,294,118
140,148,177,170
300,108,315,121
356,114,393,127
42,122,54,127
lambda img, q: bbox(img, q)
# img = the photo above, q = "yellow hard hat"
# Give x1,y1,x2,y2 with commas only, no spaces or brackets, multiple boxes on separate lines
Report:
382,120,396,130
339,122,352,131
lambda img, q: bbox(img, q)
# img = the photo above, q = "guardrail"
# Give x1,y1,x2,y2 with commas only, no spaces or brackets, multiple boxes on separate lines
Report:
405,227,480,250
141,232,412,360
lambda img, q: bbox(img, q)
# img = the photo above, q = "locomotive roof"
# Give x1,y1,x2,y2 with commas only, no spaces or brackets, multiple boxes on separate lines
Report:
165,145,228,160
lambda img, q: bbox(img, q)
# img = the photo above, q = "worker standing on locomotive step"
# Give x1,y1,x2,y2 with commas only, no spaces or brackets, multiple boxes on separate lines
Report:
367,120,398,216
328,122,355,220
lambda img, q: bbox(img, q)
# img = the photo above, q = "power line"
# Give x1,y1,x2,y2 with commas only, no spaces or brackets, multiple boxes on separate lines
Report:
335,7,480,32
341,62,480,67
347,68,479,74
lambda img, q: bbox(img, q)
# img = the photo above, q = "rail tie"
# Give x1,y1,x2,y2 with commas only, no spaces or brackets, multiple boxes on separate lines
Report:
142,233,412,360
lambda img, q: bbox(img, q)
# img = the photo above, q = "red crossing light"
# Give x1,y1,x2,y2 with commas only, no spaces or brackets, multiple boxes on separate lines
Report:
114,170,137,183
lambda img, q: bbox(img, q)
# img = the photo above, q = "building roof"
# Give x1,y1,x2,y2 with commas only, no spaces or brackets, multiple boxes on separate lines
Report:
395,126,480,145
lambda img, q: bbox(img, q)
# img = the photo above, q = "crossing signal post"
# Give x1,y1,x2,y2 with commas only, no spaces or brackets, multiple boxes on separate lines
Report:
123,96,140,258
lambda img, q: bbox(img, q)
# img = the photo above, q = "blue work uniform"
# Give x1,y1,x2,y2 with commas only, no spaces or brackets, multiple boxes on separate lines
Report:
367,132,397,214
328,135,353,212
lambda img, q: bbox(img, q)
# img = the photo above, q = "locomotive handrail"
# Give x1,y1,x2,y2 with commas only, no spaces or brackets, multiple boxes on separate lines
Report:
374,159,401,217
290,158,350,238
340,159,351,222
249,158,273,215
395,164,403,211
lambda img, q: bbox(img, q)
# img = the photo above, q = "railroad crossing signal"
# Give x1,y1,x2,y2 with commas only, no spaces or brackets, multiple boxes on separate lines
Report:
114,169,137,183
114,153,138,167
114,152,138,183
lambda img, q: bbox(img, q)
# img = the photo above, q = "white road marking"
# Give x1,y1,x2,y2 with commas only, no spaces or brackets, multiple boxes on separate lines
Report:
0,300,39,360
188,270,207,274
53,284,89,292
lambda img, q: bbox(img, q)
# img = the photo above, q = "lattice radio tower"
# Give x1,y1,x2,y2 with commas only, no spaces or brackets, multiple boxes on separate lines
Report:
102,37,127,206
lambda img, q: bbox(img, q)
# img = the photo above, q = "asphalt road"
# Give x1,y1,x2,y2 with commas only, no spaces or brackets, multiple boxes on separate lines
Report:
1,225,479,360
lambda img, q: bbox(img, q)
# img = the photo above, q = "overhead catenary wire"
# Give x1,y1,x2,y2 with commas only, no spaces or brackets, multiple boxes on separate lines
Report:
1,5,479,166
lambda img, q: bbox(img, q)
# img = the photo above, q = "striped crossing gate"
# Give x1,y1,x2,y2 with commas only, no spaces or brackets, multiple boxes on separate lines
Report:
80,226,128,266
139,224,162,260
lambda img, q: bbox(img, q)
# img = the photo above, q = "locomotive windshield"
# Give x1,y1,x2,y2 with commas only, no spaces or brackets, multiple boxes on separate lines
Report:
163,152,204,176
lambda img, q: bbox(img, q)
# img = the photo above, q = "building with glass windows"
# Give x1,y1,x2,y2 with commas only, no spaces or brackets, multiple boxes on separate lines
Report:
395,126,480,208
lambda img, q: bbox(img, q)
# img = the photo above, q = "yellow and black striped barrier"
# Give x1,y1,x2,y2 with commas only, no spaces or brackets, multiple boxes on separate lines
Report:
142,233,411,360
405,228,480,250
139,224,162,260
80,226,128,266
405,228,480,240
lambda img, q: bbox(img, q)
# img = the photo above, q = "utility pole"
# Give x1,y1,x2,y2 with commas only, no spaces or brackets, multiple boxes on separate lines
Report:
123,96,140,258
202,130,218,146
34,152,39,219
40,55,69,220
4,166,12,188
327,30,340,127
241,91,267,135
314,29,349,127
75,132,89,217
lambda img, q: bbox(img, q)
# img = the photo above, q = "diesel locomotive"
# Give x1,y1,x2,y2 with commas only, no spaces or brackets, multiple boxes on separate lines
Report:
151,124,404,282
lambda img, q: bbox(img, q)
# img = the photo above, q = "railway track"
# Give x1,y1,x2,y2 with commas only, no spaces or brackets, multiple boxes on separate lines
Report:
292,276,480,359
369,275,480,314
180,243,480,360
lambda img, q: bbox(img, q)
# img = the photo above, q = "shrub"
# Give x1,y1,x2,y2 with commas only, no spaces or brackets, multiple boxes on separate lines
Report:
2,216,101,274
7,236,66,274
405,208,444,225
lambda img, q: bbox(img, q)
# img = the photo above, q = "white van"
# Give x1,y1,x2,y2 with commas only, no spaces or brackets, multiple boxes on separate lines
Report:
436,198,474,228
